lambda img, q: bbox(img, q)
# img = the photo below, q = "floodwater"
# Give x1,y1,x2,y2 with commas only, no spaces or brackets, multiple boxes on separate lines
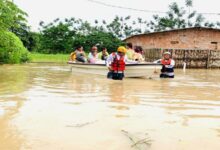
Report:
0,63,220,150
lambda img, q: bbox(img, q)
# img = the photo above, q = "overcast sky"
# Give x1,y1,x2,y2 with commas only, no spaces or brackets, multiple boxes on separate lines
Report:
14,0,220,31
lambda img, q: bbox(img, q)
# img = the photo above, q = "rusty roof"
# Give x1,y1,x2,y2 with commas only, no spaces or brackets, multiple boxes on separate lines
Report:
124,27,220,41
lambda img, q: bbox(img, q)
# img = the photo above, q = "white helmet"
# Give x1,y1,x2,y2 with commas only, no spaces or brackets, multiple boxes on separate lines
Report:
163,51,171,55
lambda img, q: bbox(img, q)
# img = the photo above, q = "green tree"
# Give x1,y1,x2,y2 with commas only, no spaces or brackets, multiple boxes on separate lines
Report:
149,0,209,31
79,31,124,53
105,16,143,39
38,18,124,54
0,0,30,63
0,0,27,30
39,20,75,53
0,30,30,63
185,0,193,26
10,22,32,49
149,2,187,31
27,32,41,52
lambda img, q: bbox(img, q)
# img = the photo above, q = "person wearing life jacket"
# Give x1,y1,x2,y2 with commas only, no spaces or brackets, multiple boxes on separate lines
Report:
160,51,175,78
69,51,76,61
106,46,127,80
70,45,87,63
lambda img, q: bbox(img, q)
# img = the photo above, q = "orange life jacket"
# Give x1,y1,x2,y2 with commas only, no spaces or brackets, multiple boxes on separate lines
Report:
161,59,171,65
161,59,174,74
111,53,125,71
70,52,76,61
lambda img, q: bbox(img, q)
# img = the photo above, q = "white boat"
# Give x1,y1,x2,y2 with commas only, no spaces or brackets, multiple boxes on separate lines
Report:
68,61,162,78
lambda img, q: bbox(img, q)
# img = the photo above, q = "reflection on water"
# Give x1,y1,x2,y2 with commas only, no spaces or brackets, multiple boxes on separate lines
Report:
0,63,220,150
0,64,32,150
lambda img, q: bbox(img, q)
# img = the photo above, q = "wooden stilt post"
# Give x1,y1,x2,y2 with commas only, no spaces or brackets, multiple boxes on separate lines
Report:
207,50,210,69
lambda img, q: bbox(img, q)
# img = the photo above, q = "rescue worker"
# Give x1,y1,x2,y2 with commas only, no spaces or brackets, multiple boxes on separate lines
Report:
106,46,127,80
160,51,175,78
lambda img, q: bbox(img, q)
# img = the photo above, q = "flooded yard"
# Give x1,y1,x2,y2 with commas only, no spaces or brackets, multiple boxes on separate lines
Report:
0,63,220,150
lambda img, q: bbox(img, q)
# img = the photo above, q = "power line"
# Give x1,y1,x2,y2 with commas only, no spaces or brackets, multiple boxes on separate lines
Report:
198,12,220,15
87,0,166,14
87,0,220,16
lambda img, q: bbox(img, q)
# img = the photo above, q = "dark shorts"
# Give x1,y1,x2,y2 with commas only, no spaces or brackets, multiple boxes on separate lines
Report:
76,56,86,63
107,72,124,80
160,74,174,78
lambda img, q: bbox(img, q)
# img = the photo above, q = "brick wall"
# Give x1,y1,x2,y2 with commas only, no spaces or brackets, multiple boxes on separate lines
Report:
125,28,220,50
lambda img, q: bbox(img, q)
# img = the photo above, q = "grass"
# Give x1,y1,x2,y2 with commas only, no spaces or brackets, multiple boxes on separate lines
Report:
30,53,69,63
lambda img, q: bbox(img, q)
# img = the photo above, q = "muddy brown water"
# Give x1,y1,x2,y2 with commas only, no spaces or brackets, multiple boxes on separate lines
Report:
0,63,220,150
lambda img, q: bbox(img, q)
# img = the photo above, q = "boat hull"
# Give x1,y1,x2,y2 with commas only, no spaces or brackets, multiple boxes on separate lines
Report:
68,61,162,78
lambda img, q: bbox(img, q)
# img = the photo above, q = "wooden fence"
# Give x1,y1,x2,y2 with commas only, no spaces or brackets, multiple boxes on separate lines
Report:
144,48,220,68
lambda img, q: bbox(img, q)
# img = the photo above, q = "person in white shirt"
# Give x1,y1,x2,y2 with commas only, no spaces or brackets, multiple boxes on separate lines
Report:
88,46,99,64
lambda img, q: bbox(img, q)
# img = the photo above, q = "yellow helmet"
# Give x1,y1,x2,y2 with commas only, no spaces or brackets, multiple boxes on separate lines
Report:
117,46,127,53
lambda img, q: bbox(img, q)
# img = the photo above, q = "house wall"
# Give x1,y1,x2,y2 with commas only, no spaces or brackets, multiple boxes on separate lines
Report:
125,28,220,50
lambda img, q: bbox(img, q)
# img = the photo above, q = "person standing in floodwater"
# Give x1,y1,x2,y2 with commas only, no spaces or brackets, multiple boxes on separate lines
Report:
160,51,175,78
106,46,127,80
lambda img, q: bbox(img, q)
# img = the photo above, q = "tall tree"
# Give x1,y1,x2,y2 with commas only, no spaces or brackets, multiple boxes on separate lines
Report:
38,18,124,54
104,16,143,39
0,0,27,30
0,0,30,63
39,20,76,53
149,0,208,31
185,0,193,26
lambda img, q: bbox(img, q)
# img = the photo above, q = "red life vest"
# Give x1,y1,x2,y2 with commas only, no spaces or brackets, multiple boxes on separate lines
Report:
161,59,171,65
161,58,174,76
111,53,125,71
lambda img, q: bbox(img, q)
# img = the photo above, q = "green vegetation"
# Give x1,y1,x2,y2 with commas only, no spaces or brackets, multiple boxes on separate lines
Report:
1,0,220,64
0,30,30,63
148,0,217,31
33,0,220,55
0,0,30,64
0,0,27,30
30,53,69,63
38,19,124,54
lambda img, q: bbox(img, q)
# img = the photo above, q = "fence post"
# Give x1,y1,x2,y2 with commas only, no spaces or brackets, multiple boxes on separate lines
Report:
183,49,186,69
206,50,210,69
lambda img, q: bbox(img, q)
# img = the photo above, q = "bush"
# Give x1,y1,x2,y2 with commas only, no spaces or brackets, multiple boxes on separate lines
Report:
70,32,124,54
0,30,30,63
39,22,75,54
38,19,125,54
82,32,125,53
